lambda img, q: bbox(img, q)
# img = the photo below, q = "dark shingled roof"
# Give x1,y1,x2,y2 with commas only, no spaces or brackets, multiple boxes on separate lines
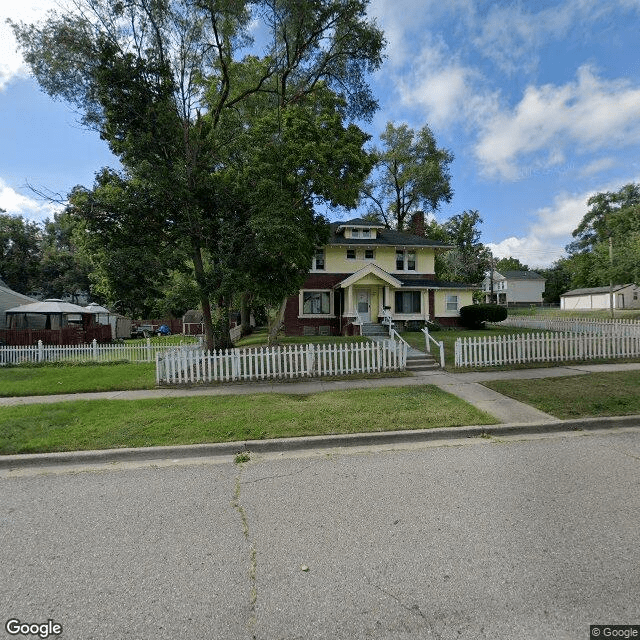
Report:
401,278,479,289
329,220,453,248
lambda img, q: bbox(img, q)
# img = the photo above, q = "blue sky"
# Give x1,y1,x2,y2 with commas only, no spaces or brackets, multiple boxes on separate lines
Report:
2,0,640,268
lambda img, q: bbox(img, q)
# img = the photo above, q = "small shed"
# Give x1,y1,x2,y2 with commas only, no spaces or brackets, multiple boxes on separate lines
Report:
5,299,94,330
84,303,131,339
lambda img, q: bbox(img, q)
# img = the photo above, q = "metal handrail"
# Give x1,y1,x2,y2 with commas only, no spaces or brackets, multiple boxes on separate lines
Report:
422,327,445,369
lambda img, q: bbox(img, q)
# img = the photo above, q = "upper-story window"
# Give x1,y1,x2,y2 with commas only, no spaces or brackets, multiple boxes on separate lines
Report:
364,249,374,260
395,250,416,271
347,249,356,260
313,248,325,270
361,228,371,238
351,229,360,238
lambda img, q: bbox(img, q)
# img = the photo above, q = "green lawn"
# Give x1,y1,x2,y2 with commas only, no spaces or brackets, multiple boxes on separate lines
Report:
506,307,640,320
236,328,366,348
483,371,640,419
0,362,156,397
0,386,497,455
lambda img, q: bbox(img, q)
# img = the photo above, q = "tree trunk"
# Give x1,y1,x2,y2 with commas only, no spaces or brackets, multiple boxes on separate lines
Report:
215,296,234,350
191,243,215,352
240,292,251,335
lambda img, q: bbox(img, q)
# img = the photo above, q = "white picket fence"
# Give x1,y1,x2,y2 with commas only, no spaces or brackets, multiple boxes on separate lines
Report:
156,340,407,384
0,338,201,365
495,316,640,337
455,331,640,368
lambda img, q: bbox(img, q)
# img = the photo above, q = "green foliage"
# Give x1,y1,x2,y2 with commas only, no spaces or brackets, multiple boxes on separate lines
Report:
11,0,385,350
430,210,492,284
459,303,507,328
0,214,42,294
562,183,640,292
362,121,454,230
496,257,529,272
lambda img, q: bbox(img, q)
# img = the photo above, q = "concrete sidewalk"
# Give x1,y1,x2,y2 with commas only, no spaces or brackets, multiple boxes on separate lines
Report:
2,362,640,426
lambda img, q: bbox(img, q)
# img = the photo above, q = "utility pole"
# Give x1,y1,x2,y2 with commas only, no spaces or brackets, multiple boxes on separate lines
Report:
609,234,614,319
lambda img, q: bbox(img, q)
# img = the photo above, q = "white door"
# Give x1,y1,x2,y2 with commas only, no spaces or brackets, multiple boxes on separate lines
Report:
357,289,371,322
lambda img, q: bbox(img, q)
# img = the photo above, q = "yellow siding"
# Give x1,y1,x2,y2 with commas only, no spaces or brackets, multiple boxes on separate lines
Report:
324,245,435,273
434,290,473,316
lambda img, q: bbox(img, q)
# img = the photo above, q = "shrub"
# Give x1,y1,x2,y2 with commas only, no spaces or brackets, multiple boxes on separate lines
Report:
459,304,507,328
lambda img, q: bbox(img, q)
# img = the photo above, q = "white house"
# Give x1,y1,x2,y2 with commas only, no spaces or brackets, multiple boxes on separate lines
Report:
560,284,640,310
482,270,546,306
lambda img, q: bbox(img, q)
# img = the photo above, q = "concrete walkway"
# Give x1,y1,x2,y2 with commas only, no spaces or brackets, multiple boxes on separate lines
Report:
3,362,640,426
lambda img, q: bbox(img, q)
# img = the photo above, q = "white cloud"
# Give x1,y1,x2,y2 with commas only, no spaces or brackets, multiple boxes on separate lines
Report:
487,176,640,267
475,66,640,180
0,178,61,220
0,0,57,89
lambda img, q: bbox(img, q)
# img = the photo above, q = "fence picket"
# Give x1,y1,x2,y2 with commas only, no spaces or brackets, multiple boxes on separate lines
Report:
455,330,640,367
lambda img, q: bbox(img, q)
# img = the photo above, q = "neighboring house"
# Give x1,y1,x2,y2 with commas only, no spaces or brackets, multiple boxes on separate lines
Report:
482,270,546,306
560,284,640,310
283,218,477,336
0,277,38,330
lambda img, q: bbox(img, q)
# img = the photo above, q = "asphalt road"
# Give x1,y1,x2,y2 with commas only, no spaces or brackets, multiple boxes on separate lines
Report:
2,428,639,640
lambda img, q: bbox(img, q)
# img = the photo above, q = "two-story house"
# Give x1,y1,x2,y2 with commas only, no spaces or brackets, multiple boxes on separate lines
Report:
482,270,546,306
283,218,477,336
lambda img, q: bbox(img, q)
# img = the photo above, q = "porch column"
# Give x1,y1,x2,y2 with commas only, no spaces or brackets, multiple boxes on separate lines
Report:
384,286,390,313
347,286,354,315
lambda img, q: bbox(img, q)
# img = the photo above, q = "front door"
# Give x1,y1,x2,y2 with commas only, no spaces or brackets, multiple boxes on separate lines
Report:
357,289,371,322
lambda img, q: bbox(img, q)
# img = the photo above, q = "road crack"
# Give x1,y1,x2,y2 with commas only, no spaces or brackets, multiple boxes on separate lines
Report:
232,467,258,639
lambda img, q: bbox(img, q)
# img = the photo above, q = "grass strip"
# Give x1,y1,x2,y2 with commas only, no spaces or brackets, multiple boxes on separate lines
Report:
0,386,497,455
483,371,640,419
0,362,156,397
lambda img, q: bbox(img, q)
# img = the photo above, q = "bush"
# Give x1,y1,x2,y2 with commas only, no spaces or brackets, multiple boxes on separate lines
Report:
459,304,507,328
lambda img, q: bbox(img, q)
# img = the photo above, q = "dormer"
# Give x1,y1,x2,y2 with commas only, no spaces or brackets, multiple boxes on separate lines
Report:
336,218,385,241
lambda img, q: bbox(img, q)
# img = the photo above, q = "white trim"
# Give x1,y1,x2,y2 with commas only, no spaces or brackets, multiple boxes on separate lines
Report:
299,289,333,318
337,264,403,289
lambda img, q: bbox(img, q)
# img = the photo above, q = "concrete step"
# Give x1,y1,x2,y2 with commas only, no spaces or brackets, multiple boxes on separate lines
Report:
361,323,388,336
406,355,440,371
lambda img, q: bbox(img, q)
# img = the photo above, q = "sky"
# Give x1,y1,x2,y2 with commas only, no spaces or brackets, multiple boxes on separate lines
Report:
1,0,640,268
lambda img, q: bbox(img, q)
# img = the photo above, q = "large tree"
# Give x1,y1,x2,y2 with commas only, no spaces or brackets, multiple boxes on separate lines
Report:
361,121,454,231
565,183,640,292
12,0,384,349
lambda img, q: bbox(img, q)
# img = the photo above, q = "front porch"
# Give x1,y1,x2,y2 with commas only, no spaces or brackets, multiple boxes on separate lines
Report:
336,264,434,331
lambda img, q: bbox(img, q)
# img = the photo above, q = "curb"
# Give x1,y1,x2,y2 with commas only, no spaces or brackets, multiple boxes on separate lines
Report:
1,415,639,470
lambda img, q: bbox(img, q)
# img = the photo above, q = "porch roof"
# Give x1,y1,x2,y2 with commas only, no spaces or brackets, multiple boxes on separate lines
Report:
335,264,403,289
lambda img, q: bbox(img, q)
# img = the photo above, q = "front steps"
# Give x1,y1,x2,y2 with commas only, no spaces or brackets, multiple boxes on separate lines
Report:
405,353,440,372
363,324,441,370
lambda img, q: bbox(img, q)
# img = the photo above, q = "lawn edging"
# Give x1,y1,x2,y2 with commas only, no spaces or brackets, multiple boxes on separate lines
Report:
2,415,638,470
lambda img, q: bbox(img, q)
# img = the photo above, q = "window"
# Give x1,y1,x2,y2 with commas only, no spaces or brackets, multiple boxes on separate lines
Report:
364,249,374,260
395,291,421,313
361,228,371,238
395,250,416,271
302,291,331,315
351,228,360,238
347,249,356,260
313,248,325,270
445,295,459,311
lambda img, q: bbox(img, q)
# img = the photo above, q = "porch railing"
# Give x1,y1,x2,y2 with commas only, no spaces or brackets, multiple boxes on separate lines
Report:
422,327,445,369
